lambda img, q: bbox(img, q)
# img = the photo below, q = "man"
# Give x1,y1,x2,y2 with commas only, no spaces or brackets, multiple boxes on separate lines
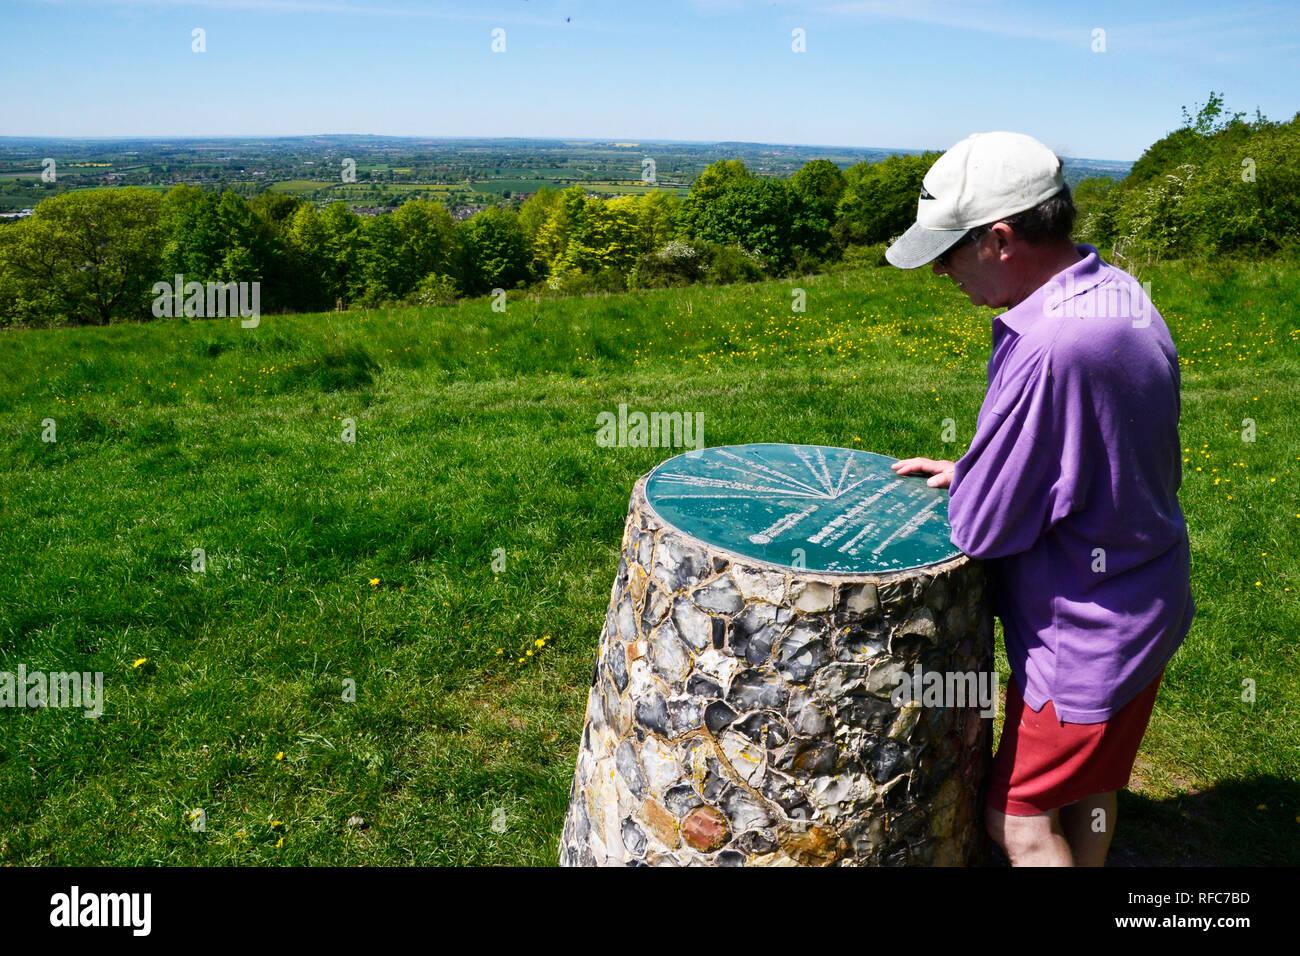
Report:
884,132,1194,866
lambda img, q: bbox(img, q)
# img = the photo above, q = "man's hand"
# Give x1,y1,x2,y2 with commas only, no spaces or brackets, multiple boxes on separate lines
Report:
890,457,957,489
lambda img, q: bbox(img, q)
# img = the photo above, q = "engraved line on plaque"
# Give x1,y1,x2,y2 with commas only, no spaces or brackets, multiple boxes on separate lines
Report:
808,478,904,547
748,503,820,545
833,453,854,497
863,497,944,557
651,473,825,499
838,521,883,556
714,448,830,498
793,445,837,496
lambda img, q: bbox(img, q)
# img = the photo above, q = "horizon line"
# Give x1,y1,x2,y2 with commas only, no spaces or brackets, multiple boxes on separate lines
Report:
0,133,1137,164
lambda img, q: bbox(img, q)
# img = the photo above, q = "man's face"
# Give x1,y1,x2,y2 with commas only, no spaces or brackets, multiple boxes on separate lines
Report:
931,229,1008,308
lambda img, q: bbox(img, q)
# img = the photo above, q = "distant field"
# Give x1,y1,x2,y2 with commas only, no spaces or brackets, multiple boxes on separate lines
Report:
574,181,689,195
0,259,1295,865
470,178,558,194
355,183,454,193
267,179,333,194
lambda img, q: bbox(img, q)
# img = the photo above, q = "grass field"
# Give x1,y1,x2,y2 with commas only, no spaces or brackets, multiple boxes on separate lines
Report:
0,258,1296,865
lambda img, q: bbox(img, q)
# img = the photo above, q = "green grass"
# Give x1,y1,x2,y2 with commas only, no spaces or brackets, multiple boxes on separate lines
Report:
0,259,1296,865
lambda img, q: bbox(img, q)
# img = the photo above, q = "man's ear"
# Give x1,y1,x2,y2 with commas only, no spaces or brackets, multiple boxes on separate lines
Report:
990,221,1016,261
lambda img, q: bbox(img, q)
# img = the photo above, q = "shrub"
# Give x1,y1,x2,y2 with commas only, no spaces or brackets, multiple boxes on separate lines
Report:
409,272,461,307
703,243,768,285
841,242,890,268
628,239,707,289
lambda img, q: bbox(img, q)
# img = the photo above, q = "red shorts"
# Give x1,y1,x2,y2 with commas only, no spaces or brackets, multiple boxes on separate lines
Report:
985,667,1165,816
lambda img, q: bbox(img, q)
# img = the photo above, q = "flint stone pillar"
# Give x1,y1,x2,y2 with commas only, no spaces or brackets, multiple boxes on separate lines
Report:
559,443,994,866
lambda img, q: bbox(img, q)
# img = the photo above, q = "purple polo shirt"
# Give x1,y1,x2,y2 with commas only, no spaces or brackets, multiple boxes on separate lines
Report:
947,243,1194,723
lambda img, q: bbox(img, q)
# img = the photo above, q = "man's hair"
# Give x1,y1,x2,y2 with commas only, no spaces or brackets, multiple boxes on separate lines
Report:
967,183,1076,245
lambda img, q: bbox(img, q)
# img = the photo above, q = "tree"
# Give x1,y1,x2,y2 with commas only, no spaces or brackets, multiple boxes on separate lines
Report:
358,213,404,305
320,201,364,306
455,206,532,296
683,159,751,234
633,189,682,255
694,176,795,272
788,159,846,262
0,187,163,326
212,190,264,285
790,159,846,217
245,194,301,314
160,186,226,280
1072,176,1120,250
556,193,640,278
1181,91,1245,136
286,204,331,312
1128,92,1260,184
249,190,303,227
518,186,570,278
1106,96,1297,263
392,199,459,294
835,152,939,247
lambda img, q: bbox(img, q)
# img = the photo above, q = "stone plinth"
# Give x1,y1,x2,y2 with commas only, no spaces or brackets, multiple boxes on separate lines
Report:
559,444,994,866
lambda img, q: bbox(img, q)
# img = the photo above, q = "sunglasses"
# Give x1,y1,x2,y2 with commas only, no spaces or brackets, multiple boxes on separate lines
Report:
934,223,994,268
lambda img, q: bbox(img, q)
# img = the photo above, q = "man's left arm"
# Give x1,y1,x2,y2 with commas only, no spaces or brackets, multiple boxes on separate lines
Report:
947,352,1086,560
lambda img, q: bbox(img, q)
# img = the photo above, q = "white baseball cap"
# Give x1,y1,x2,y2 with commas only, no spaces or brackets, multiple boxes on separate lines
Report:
885,131,1067,269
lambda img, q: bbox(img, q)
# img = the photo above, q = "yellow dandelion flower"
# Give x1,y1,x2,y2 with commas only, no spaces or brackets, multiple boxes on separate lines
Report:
534,638,545,648
275,837,284,848
275,751,284,760
369,578,379,586
132,657,147,669
526,649,533,656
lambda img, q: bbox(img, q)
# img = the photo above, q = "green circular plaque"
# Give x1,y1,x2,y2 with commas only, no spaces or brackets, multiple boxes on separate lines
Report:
643,443,961,574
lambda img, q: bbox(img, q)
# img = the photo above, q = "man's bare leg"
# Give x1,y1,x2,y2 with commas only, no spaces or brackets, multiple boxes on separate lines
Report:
985,805,1073,866
1058,791,1118,867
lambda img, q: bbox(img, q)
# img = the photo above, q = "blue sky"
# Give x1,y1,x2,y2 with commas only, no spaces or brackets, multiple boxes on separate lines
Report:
1,0,1297,159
